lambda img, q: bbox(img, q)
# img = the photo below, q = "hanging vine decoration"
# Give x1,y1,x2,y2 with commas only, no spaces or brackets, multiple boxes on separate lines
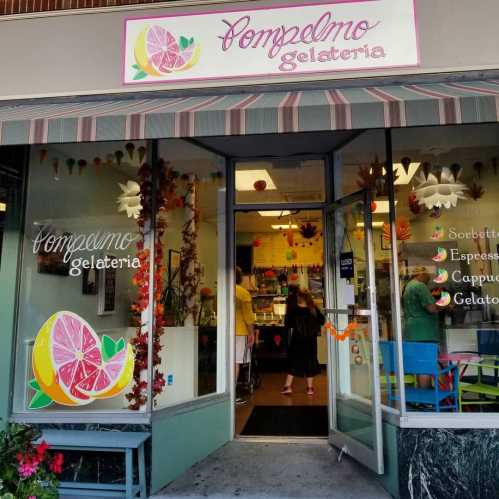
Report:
180,173,201,325
126,159,178,410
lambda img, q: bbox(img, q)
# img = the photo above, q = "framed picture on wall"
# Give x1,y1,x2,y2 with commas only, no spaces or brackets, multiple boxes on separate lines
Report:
98,255,117,315
36,228,71,276
82,268,99,295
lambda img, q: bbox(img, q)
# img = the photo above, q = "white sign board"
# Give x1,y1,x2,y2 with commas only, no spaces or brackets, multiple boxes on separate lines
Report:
123,0,419,85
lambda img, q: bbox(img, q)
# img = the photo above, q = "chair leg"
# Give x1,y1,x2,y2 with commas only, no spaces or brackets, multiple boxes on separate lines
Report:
125,448,133,499
138,444,146,499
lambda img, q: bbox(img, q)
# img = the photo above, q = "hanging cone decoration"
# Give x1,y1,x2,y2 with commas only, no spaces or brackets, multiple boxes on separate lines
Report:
422,161,431,180
52,158,59,179
125,142,135,160
93,157,102,174
138,146,146,164
115,150,124,166
76,159,85,175
78,159,87,175
492,157,498,176
408,192,422,215
473,161,484,179
39,149,48,164
468,182,485,200
450,163,461,180
66,158,75,175
401,156,412,175
286,230,294,247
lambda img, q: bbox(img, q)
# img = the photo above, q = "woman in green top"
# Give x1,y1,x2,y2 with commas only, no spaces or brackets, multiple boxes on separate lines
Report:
403,266,440,342
402,266,440,389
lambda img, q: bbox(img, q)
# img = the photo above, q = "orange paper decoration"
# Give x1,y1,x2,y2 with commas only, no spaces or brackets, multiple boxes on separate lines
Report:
383,217,411,241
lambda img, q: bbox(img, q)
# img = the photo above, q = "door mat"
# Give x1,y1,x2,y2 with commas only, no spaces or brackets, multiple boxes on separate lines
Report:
240,405,328,437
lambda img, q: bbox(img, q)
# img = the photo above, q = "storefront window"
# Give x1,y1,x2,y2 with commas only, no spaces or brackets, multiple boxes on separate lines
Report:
392,123,499,414
154,140,225,409
13,141,150,413
235,158,325,204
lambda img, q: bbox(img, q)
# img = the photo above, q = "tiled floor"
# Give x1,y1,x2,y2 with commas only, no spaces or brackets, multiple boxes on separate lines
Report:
235,370,328,435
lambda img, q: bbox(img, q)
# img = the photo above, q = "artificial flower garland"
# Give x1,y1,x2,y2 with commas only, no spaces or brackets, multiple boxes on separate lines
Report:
127,159,178,410
180,173,201,325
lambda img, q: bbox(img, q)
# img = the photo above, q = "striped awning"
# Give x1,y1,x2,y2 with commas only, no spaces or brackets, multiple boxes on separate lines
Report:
0,80,498,145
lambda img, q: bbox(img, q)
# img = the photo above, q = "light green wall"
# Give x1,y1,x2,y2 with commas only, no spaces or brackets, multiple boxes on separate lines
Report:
151,398,231,493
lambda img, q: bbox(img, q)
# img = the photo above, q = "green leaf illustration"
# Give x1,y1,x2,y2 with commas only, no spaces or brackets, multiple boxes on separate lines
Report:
133,70,148,81
132,64,140,70
116,337,126,353
28,379,53,409
29,378,40,391
179,36,189,50
189,37,194,46
29,391,53,410
102,335,117,362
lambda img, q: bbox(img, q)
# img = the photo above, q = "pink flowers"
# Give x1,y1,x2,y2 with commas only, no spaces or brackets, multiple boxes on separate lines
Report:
15,440,64,479
49,453,64,474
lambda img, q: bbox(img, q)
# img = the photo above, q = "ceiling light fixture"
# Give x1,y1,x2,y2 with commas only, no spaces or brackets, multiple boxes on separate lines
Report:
0,202,6,212
258,210,292,217
372,200,398,213
235,169,277,191
271,224,298,230
356,221,385,228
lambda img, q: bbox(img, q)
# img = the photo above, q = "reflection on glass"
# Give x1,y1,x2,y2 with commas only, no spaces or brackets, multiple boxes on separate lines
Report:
235,159,325,204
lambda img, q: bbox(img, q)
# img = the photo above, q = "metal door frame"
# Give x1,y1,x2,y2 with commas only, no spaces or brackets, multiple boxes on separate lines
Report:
324,189,384,474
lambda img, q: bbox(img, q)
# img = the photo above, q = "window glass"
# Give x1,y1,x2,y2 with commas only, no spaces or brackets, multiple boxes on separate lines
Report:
13,141,150,413
335,129,400,411
235,159,325,204
393,123,499,414
154,139,225,409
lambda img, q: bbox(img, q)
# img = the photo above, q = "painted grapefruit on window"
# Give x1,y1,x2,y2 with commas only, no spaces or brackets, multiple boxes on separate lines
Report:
134,25,200,77
32,311,102,406
77,343,134,399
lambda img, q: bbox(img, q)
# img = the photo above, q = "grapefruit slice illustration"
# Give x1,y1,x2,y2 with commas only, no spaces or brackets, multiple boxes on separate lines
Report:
32,311,102,406
433,268,449,284
432,247,448,262
134,26,200,76
77,342,134,399
436,291,451,307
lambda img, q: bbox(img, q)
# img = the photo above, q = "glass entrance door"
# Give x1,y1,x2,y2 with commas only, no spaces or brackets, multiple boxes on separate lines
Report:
325,190,384,474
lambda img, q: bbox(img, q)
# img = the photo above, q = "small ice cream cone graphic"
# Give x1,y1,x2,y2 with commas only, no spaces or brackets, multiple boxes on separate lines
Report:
432,247,448,262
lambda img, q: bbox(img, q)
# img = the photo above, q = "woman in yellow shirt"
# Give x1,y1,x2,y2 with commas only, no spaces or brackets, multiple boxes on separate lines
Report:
235,267,255,384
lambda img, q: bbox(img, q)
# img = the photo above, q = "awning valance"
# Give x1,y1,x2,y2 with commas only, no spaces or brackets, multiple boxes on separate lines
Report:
0,80,498,145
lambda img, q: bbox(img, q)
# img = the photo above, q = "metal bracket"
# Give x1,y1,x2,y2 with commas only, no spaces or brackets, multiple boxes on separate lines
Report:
338,445,349,463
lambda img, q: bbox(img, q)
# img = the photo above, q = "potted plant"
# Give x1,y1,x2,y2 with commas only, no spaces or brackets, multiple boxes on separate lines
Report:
0,424,64,499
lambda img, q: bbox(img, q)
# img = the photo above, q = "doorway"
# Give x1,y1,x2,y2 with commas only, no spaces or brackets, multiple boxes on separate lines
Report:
234,208,329,437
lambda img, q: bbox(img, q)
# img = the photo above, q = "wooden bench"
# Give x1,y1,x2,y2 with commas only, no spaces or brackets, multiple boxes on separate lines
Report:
36,429,150,498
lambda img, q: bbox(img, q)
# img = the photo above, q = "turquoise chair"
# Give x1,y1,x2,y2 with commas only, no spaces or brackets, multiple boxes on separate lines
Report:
379,341,459,412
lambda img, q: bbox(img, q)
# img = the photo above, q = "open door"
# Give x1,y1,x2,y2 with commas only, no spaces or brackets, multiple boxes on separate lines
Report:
325,190,384,474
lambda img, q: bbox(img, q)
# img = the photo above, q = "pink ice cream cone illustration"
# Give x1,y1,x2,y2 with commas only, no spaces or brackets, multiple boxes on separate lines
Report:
436,291,451,307
432,247,448,262
433,268,449,284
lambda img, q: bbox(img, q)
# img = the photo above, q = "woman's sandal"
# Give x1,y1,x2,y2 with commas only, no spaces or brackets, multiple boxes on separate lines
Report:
281,386,293,395
307,387,315,396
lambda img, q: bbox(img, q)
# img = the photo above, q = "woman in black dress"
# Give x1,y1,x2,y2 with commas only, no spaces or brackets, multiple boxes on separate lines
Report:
281,288,325,396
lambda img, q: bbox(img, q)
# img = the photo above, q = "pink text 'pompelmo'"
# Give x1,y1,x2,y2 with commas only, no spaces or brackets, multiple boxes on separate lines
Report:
218,11,381,59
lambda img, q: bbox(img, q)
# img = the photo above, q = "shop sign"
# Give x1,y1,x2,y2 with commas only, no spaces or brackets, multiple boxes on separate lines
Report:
32,226,140,277
340,251,354,278
123,0,419,85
